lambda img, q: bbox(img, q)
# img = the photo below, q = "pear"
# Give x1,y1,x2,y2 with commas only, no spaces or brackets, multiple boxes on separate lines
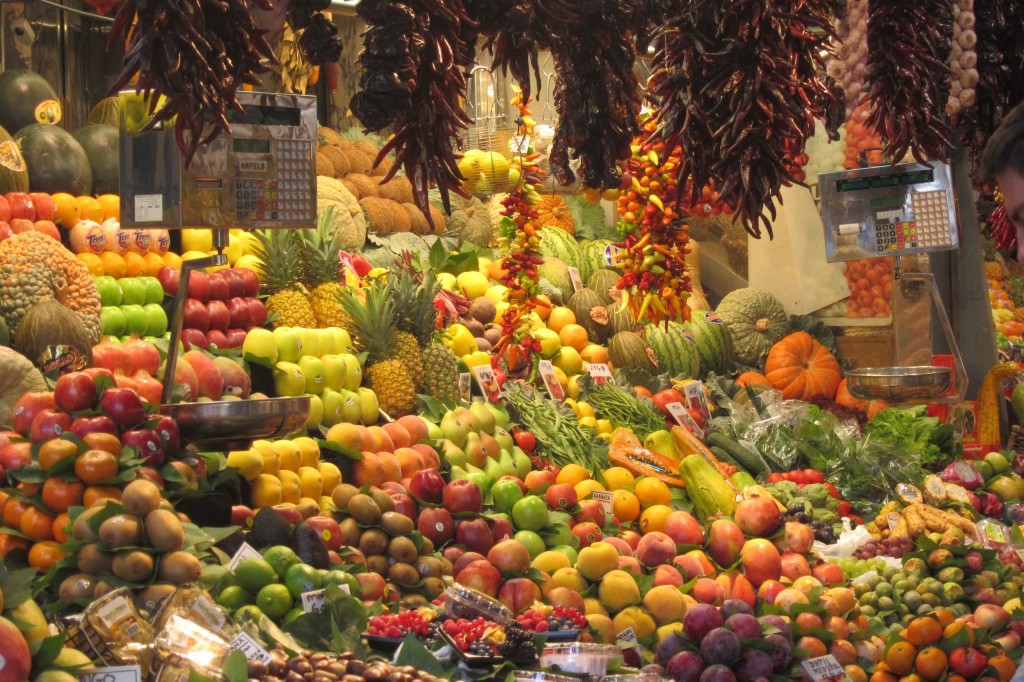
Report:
498,449,517,477
466,470,493,494
643,430,679,462
449,465,470,481
454,406,480,433
468,401,496,434
512,447,533,479
440,411,468,448
464,432,488,468
355,387,379,425
486,402,510,429
423,417,444,440
493,426,514,452
484,456,505,483
442,440,467,468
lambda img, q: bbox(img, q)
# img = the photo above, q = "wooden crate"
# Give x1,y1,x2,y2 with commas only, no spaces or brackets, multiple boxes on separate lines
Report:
835,333,894,368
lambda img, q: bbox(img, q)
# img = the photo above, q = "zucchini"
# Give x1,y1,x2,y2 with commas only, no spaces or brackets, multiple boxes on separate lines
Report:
707,432,769,476
678,454,738,520
709,445,741,469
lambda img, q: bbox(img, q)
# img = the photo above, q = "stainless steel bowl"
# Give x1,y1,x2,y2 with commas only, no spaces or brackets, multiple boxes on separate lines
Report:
845,366,952,402
160,396,311,450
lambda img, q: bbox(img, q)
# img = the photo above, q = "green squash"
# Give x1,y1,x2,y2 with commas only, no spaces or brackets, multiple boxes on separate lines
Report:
715,288,789,368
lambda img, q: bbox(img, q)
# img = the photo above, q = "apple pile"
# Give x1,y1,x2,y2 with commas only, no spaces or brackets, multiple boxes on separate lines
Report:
95,275,169,338
0,191,61,243
158,266,265,350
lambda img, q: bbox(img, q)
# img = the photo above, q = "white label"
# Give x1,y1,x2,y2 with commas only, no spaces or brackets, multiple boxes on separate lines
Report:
134,194,163,222
301,589,327,613
472,364,500,403
228,542,263,572
510,135,531,155
800,654,851,682
591,489,614,514
73,665,143,682
887,513,901,532
666,402,704,439
538,360,565,401
191,593,227,630
682,382,710,421
604,245,622,266
458,373,472,403
230,632,272,664
615,626,638,650
567,266,583,292
585,363,613,383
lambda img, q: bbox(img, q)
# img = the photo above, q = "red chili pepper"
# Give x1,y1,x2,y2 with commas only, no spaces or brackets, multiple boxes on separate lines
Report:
837,500,852,517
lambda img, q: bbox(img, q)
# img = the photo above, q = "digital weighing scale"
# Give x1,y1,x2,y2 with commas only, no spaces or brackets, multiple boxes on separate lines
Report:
817,162,967,402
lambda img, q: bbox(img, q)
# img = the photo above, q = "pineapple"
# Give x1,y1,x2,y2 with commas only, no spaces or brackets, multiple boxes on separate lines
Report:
302,207,347,328
392,331,424,388
254,229,315,328
421,340,460,403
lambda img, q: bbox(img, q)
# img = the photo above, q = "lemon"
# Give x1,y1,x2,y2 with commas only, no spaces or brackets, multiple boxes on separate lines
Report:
256,583,293,619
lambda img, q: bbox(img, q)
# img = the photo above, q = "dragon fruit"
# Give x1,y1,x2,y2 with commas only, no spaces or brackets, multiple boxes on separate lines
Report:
981,492,1004,518
940,461,983,490
1014,452,1024,477
1005,503,1024,526
966,490,982,512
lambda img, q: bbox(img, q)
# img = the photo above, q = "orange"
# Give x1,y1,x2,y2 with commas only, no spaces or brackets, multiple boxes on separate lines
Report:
142,252,165,277
639,504,673,534
162,251,183,269
914,647,947,681
3,498,27,529
52,193,80,227
574,479,605,500
19,506,56,541
28,540,65,571
77,252,105,276
942,621,974,647
100,251,126,278
635,477,672,507
546,307,576,333
82,432,123,457
76,196,104,222
907,617,944,647
601,466,635,491
988,655,1016,682
580,344,609,365
52,512,71,543
75,450,118,484
0,534,29,558
557,463,592,487
900,675,923,682
797,636,827,659
611,490,641,523
886,642,918,676
39,438,79,473
82,485,121,507
17,481,39,496
534,294,552,321
41,478,84,514
931,608,955,629
846,666,868,682
558,323,589,351
122,251,147,277
945,675,968,682
96,194,120,221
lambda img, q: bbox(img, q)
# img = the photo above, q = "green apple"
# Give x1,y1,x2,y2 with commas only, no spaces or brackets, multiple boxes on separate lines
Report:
515,530,546,559
243,328,278,364
305,394,324,430
274,361,306,397
297,355,325,394
469,401,496,434
440,411,467,448
273,327,303,363
95,275,122,306
326,327,353,353
490,479,524,513
339,354,362,391
985,451,1011,476
320,388,345,427
339,389,363,425
551,543,578,563
442,440,467,468
317,329,337,355
320,354,347,391
545,524,575,548
511,495,549,531
101,306,126,336
142,277,164,304
144,303,168,336
298,328,321,358
356,387,379,425
120,277,146,306
493,426,514,452
466,471,493,495
121,304,149,336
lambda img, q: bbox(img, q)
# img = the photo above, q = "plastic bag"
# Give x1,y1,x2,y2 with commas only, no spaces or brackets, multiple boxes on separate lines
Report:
739,396,808,472
815,524,873,560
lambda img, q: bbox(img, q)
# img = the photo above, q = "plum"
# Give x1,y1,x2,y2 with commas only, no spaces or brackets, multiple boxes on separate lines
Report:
699,664,737,682
666,651,705,682
657,631,690,664
758,614,792,642
764,633,793,672
735,649,775,681
642,664,665,678
700,628,742,666
725,613,761,639
720,598,753,619
684,603,724,642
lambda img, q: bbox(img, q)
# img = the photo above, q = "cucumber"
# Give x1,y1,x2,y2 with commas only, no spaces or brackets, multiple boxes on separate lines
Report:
707,432,769,476
709,445,741,469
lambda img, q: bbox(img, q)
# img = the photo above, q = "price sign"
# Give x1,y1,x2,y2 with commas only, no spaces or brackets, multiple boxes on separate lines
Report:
538,360,565,400
567,266,583,292
228,542,262,572
615,626,639,650
510,135,531,154
458,372,472,402
985,523,1008,545
801,655,851,682
74,666,142,682
585,363,613,383
471,364,501,403
682,381,710,422
230,632,272,665
666,402,703,438
591,490,613,514
301,589,327,613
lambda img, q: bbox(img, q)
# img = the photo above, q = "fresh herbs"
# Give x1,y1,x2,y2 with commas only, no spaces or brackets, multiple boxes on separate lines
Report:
864,405,961,469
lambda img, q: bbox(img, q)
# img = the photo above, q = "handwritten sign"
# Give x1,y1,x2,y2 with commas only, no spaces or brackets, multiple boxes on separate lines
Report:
301,589,327,613
538,360,565,400
567,266,583,292
591,490,613,514
666,402,703,438
228,542,262,572
615,627,639,650
801,655,851,682
585,363,613,383
74,666,142,682
682,381,710,422
230,632,272,665
471,364,501,403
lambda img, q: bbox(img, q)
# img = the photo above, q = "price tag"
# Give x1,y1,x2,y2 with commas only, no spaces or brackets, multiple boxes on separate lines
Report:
458,372,472,402
886,513,902,532
800,654,851,682
591,489,613,514
301,589,327,613
585,363,613,383
230,632,273,665
665,402,704,438
471,364,501,403
538,360,565,400
134,194,163,222
228,542,262,572
682,381,710,422
74,667,142,682
985,523,1007,545
615,626,639,650
510,135,531,154
567,266,583,292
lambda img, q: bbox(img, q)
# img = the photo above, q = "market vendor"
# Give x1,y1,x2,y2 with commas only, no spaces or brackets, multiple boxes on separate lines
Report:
980,101,1024,264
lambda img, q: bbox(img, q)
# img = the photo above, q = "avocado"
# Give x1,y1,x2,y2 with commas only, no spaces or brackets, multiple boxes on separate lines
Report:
215,527,248,558
294,522,330,569
248,507,294,551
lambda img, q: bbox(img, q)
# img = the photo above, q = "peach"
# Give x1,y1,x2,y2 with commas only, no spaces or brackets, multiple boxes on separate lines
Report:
780,552,812,581
734,496,782,537
393,447,425,478
376,452,402,482
636,531,676,567
586,613,616,643
498,577,542,613
716,570,756,608
352,452,385,487
367,426,395,453
411,443,441,470
691,577,725,605
684,550,715,576
653,564,685,587
643,585,687,625
488,539,532,575
617,555,642,573
620,530,642,551
603,536,634,557
395,415,429,443
706,518,745,567
577,541,620,581
812,561,845,585
974,604,1011,631
674,554,708,580
546,586,586,613
381,422,412,449
774,521,816,555
794,611,823,633
740,538,781,587
663,510,704,545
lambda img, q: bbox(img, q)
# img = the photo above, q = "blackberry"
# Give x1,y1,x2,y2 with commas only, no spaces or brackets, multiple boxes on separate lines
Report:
499,622,538,665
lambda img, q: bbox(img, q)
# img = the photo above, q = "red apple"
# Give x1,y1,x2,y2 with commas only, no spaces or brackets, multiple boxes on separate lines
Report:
455,559,503,597
270,504,303,527
11,392,56,436
9,218,33,234
356,572,386,601
498,577,542,613
0,442,32,471
54,371,99,412
184,299,210,331
417,506,454,546
235,269,260,297
187,271,211,302
137,466,165,487
231,505,255,528
572,521,603,548
409,469,446,504
205,330,229,349
154,416,181,456
222,269,246,299
244,298,267,327
82,367,114,382
225,298,251,329
28,193,55,221
573,499,607,527
208,271,230,301
99,387,147,428
181,328,209,351
121,337,161,376
0,195,10,222
29,409,72,442
523,469,555,491
33,220,59,241
70,414,118,438
488,539,531,575
389,492,417,519
490,515,514,544
456,517,494,555
0,222,12,244
304,515,344,550
158,266,181,296
443,545,466,567
223,328,247,348
121,428,165,467
545,483,578,511
5,192,34,220
443,479,483,514
206,300,230,331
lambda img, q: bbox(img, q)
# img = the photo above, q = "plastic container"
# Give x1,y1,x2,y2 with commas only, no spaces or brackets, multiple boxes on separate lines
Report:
444,584,513,625
513,672,582,682
601,675,662,682
540,642,621,677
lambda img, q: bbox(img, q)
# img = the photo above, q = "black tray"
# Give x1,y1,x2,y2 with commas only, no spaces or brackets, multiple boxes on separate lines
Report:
536,629,581,642
363,634,405,653
439,627,503,667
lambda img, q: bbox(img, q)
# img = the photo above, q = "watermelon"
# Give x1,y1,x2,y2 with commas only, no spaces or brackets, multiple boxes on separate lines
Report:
73,124,119,195
539,257,573,302
0,124,29,194
581,238,616,280
14,124,92,196
685,312,735,376
645,321,701,379
587,268,620,306
0,70,60,135
609,331,657,373
538,226,583,273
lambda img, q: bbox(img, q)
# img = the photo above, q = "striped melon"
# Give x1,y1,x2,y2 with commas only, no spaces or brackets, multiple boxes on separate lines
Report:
608,303,637,335
0,124,28,194
539,257,573,302
568,288,610,342
645,321,701,379
684,312,735,376
538,226,583,272
581,238,615,281
609,331,658,373
587,268,620,306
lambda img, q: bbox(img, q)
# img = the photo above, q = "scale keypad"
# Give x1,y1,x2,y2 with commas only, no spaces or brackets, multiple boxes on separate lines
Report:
875,190,954,253
234,139,313,223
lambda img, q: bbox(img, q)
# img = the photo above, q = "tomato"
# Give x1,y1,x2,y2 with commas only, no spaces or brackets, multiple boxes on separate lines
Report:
803,469,825,484
767,473,783,483
825,482,841,499
513,429,537,453
837,500,852,517
651,388,686,419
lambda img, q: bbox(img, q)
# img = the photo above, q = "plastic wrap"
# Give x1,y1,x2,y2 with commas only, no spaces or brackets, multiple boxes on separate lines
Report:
736,394,809,472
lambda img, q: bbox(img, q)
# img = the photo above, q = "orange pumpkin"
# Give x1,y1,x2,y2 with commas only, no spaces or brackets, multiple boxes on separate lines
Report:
764,332,841,400
735,371,771,388
835,378,890,419
535,195,575,234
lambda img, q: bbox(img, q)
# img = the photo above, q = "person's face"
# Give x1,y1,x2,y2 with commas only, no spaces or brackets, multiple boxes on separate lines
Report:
996,167,1024,263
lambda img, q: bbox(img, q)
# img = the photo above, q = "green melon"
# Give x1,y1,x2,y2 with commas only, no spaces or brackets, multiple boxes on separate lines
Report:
73,124,119,195
587,268,621,306
0,70,60,135
88,97,120,127
538,226,583,272
582,239,615,280
609,331,657,373
14,124,92,196
539,257,573,302
645,321,701,379
0,124,29,194
684,312,735,376
608,303,637,335
568,288,610,343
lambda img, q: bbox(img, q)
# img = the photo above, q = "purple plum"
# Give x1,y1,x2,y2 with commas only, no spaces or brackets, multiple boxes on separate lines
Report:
700,628,742,666
666,651,705,682
684,603,724,642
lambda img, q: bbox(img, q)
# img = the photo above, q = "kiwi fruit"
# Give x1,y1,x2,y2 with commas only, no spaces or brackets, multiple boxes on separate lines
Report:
388,536,418,564
77,543,114,574
369,488,396,513
415,556,443,579
331,483,359,510
99,514,143,548
157,551,202,584
365,554,389,576
71,504,109,541
296,499,320,519
380,511,414,537
438,556,454,576
112,550,155,582
422,576,446,599
121,479,163,517
339,517,362,546
347,494,381,525
58,573,97,602
419,537,435,556
359,528,388,556
136,583,176,613
145,509,185,552
404,594,428,608
388,562,419,586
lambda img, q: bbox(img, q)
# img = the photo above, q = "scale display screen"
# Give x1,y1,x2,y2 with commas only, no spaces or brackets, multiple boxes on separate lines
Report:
226,104,302,127
233,138,271,154
818,162,958,262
